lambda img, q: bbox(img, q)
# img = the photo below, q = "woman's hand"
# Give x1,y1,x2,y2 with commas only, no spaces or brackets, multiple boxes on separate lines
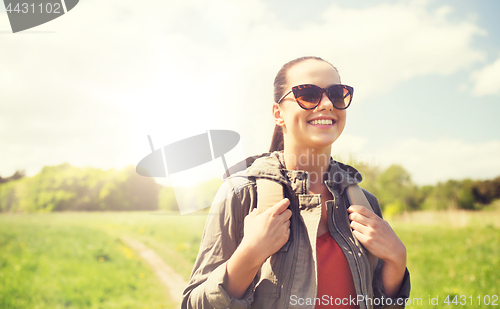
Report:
226,198,292,299
240,198,292,265
348,205,407,297
348,205,405,263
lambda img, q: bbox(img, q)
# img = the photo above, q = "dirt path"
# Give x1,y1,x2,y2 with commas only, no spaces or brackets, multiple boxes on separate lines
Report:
121,236,188,305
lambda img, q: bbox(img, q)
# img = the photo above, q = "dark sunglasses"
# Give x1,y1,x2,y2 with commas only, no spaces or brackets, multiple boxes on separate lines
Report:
277,84,354,110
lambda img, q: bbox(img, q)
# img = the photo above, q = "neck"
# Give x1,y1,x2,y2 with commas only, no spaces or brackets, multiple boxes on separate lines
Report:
283,144,332,188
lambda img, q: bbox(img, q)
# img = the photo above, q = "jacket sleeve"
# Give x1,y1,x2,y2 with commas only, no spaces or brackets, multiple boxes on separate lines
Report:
363,189,411,309
182,178,256,309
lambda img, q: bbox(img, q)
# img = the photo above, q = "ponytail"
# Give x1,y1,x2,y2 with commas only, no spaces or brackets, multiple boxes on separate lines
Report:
269,124,284,152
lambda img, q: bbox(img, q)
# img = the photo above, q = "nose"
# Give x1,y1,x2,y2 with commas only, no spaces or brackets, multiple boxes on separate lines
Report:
316,92,334,111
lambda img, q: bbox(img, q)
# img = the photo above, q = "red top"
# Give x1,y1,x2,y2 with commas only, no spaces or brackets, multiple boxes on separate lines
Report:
315,232,359,308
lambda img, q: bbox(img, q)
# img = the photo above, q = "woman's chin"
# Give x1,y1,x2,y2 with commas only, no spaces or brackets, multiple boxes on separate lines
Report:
306,137,338,149
311,132,341,145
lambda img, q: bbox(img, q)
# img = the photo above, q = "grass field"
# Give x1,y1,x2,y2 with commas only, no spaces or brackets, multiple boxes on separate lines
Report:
1,208,499,308
0,211,212,309
390,220,500,308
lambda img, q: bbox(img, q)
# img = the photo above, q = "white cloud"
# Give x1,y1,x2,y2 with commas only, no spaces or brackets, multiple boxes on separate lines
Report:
471,56,500,96
312,2,486,98
375,138,500,185
0,0,492,185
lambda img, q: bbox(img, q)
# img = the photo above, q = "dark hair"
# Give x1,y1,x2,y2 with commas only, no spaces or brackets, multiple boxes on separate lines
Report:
269,56,338,152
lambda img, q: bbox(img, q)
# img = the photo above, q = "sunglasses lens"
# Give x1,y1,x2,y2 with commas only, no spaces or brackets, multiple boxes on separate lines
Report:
327,85,352,109
293,87,322,109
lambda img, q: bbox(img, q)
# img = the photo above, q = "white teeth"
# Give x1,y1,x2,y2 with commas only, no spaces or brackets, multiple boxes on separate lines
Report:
309,119,333,125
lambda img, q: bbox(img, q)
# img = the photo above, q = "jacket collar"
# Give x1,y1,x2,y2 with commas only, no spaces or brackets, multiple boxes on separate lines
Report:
226,151,362,195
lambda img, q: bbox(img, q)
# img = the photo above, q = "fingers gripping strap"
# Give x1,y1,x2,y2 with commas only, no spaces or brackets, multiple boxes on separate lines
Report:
256,179,284,214
346,184,378,274
347,184,373,213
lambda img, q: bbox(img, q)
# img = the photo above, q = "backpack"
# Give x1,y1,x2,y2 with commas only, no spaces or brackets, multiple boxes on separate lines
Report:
256,178,378,273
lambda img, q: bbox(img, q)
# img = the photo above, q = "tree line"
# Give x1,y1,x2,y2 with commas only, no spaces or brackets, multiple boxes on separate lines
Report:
354,163,500,215
0,164,160,212
0,163,498,213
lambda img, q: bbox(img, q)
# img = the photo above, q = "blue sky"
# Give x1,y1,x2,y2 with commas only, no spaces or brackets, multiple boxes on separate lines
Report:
1,0,499,187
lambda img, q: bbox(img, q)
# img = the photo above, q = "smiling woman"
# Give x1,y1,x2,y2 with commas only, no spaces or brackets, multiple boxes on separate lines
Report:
182,56,410,309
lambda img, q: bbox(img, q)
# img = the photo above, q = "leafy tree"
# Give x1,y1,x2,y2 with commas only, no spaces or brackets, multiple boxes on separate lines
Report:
375,164,416,214
421,179,479,210
471,176,500,204
0,170,25,184
351,163,381,198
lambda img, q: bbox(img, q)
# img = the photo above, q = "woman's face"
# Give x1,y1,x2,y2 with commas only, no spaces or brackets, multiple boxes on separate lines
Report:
275,59,346,151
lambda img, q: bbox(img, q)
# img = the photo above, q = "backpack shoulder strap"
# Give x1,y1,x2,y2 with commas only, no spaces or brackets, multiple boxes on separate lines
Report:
346,184,378,274
255,178,284,214
346,184,373,213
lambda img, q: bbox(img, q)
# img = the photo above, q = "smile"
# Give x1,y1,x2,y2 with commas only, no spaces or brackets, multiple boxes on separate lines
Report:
308,119,335,125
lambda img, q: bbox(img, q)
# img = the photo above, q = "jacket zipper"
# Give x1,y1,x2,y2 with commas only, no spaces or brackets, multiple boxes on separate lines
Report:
331,192,368,308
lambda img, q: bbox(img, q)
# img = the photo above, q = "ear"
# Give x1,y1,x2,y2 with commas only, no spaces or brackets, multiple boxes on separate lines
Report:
272,103,285,126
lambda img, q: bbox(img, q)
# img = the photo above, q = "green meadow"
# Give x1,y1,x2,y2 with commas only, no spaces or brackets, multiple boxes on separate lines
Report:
1,207,499,309
0,212,207,309
389,209,500,308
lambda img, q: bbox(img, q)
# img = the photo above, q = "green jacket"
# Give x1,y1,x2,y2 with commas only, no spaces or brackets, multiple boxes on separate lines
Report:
182,151,410,309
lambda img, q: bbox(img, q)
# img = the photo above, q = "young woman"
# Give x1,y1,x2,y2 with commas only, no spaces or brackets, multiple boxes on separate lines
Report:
182,56,410,309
